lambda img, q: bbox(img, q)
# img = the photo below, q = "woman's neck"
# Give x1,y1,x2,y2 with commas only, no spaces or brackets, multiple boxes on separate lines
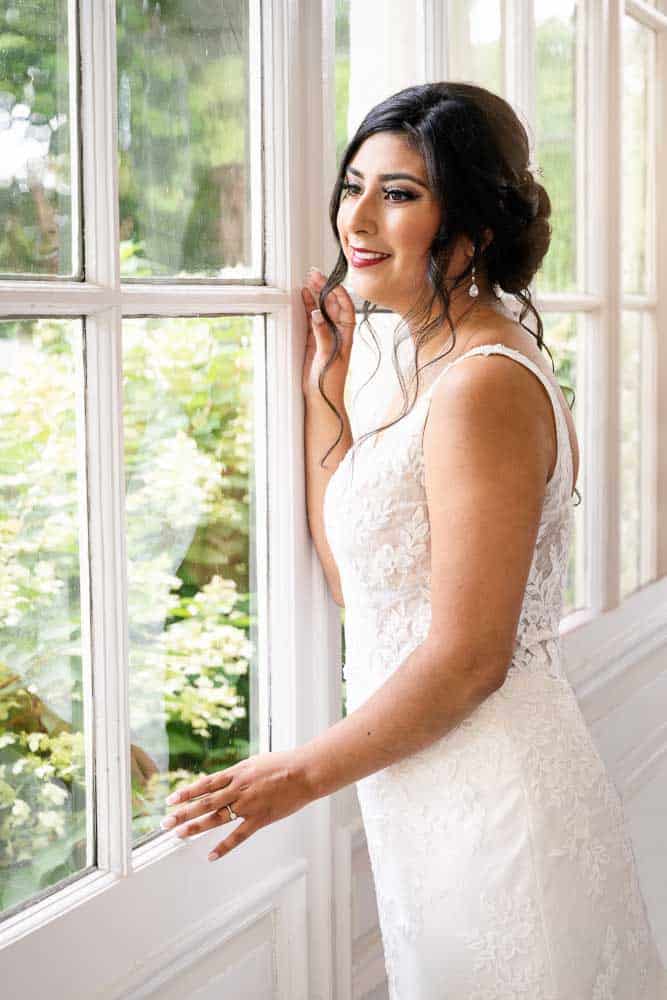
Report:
408,292,513,366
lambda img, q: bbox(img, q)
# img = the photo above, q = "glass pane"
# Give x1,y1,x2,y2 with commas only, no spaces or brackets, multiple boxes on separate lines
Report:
446,0,503,95
0,1,79,277
0,319,90,918
334,0,423,167
619,310,642,599
622,16,653,296
116,0,258,279
123,316,261,843
534,0,582,294
540,313,586,616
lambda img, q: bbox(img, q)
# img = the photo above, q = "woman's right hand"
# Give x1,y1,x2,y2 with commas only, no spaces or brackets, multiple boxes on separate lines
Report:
301,267,356,401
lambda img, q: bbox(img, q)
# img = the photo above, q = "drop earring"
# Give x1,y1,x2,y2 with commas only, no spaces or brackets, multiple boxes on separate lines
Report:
468,257,479,298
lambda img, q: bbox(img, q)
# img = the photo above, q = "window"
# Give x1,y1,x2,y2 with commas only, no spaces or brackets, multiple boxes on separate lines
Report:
620,11,658,598
1,0,274,956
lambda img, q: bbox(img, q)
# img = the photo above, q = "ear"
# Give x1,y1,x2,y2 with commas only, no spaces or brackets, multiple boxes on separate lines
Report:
480,227,494,252
466,228,494,259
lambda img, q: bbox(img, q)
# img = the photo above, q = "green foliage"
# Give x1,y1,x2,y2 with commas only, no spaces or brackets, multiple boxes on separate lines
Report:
0,315,256,913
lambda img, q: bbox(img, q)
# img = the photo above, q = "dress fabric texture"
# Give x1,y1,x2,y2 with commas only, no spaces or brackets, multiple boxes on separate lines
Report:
323,343,667,999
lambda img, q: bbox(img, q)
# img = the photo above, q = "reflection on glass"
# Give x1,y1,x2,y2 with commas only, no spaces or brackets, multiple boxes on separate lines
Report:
619,311,642,599
0,319,89,917
0,1,78,277
116,0,256,278
446,0,503,95
534,0,580,294
540,313,585,615
622,16,653,296
122,316,259,843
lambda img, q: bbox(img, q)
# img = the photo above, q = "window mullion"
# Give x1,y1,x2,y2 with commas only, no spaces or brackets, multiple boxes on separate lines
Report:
503,0,534,124
79,0,131,875
657,26,667,577
422,0,446,82
599,0,623,611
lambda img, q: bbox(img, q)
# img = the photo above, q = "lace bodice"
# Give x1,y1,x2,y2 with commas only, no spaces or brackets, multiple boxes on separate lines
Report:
324,343,575,699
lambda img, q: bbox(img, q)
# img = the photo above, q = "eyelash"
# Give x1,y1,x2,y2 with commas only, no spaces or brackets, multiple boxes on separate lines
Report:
341,180,415,202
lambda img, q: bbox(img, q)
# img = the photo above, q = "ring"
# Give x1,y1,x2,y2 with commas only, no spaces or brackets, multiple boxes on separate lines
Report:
226,803,238,821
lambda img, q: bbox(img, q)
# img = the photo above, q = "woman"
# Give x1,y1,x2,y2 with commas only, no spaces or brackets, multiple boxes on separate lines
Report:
163,82,667,997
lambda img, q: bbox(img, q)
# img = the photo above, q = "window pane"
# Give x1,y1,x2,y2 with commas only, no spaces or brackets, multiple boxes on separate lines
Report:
334,0,423,166
123,316,261,843
0,319,90,918
622,16,654,296
116,1,258,279
534,0,582,294
540,313,586,616
0,1,79,277
446,0,503,95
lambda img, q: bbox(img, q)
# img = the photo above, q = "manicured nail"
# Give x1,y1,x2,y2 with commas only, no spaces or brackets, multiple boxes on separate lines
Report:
160,815,177,830
311,309,322,323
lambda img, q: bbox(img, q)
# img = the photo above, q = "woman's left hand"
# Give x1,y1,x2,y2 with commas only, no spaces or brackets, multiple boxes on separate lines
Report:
160,750,313,862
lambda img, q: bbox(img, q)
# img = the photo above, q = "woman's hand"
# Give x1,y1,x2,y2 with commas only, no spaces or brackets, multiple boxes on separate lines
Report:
160,750,313,861
301,267,356,402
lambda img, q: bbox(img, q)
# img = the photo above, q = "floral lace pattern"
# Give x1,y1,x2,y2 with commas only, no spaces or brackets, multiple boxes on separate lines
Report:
323,345,666,998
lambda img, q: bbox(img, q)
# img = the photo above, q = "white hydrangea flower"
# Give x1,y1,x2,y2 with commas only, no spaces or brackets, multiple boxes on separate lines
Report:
38,810,65,835
11,798,31,823
41,782,68,806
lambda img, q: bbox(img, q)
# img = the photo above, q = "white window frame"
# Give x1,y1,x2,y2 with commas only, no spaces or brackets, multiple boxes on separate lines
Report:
0,3,337,996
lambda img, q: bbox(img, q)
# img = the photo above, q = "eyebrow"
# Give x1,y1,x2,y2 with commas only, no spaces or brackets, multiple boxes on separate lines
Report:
346,166,429,190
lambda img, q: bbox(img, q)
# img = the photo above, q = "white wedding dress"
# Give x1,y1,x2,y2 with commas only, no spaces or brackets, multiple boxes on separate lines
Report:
323,343,667,999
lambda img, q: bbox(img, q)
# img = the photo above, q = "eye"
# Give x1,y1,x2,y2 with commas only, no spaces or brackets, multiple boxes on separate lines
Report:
341,180,415,202
385,188,413,202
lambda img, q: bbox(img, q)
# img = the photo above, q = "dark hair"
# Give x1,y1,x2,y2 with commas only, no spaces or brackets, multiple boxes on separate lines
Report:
316,80,581,506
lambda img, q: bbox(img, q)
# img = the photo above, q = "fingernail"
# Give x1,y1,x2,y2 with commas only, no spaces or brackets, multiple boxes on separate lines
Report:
165,792,179,805
208,851,219,862
160,815,177,830
311,309,322,323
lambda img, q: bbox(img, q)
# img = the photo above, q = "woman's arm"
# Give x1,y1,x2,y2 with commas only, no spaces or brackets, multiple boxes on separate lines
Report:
296,636,506,800
297,352,551,799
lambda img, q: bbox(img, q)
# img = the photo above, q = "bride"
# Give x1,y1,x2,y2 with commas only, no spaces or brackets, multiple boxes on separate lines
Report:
163,81,667,998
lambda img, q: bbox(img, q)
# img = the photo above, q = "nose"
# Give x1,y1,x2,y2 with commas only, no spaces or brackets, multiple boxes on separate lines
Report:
343,186,378,236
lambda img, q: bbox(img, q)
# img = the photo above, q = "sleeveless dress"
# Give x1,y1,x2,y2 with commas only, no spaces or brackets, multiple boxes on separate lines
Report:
323,343,667,999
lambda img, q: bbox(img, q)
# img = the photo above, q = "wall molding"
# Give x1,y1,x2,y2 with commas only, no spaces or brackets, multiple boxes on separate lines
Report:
563,575,667,720
103,859,308,1000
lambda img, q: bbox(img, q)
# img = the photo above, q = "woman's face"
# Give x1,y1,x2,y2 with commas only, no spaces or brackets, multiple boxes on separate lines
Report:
337,131,472,316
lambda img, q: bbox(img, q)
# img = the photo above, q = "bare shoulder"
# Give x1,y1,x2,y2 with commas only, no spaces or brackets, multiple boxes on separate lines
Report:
424,342,554,491
445,316,579,491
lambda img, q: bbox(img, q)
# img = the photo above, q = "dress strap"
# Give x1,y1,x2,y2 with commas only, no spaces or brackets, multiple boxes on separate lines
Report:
422,343,574,500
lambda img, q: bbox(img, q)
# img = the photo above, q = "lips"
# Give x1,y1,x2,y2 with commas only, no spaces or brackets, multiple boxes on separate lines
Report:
350,247,392,268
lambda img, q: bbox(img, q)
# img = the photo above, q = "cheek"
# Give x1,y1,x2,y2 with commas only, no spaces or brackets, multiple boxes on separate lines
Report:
390,209,439,253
